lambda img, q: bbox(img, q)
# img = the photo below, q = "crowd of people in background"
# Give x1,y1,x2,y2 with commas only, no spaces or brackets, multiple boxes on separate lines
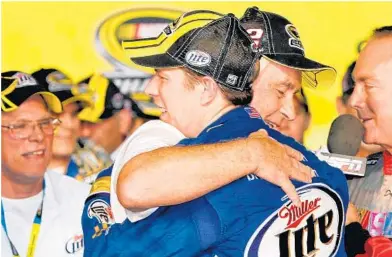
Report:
1,5,391,257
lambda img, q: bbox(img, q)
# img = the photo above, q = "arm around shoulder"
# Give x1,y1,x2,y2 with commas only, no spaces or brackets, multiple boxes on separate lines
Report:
117,137,262,209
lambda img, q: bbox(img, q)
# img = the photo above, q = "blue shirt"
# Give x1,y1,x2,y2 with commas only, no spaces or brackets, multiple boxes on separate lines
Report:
66,159,79,178
82,106,349,257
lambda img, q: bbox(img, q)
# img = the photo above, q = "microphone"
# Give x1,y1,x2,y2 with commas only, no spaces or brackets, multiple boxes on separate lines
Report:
316,114,367,177
327,114,364,156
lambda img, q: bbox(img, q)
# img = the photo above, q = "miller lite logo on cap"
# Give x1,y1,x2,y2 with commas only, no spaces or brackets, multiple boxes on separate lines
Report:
245,183,344,257
185,50,211,67
12,72,38,88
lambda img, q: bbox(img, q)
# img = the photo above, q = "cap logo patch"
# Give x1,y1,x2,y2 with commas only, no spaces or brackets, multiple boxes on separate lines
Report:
12,72,37,88
226,74,238,86
111,92,124,109
285,24,304,52
75,83,90,94
46,71,73,92
247,28,264,50
185,50,211,67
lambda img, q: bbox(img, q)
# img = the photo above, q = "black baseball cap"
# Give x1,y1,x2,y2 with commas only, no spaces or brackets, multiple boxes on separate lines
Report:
122,10,259,92
1,71,62,113
240,7,337,89
32,68,94,107
77,73,133,123
101,71,163,118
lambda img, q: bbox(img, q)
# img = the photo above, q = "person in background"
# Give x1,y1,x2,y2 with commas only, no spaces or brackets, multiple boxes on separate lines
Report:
32,68,112,184
32,69,92,173
78,73,159,160
1,71,90,257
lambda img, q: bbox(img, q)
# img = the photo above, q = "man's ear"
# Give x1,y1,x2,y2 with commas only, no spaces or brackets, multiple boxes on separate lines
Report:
198,76,218,106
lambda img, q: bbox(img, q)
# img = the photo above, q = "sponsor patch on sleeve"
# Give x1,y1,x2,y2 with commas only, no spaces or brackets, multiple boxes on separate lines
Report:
244,106,261,119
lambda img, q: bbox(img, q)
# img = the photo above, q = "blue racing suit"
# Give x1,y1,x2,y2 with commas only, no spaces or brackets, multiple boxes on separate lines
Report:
82,106,349,257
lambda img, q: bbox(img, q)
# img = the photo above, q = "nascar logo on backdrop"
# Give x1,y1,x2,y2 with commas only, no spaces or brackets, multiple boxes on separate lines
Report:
95,8,183,73
95,8,183,96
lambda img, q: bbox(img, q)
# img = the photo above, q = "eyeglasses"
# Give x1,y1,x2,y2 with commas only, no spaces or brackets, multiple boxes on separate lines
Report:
2,118,62,139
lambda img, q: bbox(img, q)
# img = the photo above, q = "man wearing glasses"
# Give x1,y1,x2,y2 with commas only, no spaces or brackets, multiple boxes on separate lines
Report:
1,71,91,256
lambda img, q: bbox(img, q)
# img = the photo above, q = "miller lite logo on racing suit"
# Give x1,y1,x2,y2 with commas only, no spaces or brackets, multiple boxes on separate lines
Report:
87,199,114,224
245,183,345,257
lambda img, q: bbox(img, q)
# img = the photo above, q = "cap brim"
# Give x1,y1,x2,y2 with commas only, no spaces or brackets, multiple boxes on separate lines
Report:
133,101,162,117
78,107,100,123
62,95,94,108
131,53,183,69
2,87,63,114
35,92,63,114
263,54,337,90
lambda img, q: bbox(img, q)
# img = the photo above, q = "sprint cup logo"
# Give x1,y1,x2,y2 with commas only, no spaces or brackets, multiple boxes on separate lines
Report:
95,8,183,72
245,184,344,257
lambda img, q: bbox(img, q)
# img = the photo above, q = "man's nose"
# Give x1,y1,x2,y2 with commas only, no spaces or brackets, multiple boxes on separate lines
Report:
348,85,365,111
144,75,160,97
28,123,45,142
281,97,296,121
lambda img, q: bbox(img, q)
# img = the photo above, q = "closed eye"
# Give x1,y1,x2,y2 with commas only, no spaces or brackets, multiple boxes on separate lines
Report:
276,89,285,98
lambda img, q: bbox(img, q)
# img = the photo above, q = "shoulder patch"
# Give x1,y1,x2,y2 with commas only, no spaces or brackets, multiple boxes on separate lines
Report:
87,199,114,224
244,106,261,119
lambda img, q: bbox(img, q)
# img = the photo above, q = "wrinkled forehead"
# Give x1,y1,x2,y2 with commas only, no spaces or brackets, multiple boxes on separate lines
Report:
261,58,302,89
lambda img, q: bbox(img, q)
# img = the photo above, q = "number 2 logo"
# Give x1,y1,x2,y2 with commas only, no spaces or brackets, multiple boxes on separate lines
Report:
247,28,264,49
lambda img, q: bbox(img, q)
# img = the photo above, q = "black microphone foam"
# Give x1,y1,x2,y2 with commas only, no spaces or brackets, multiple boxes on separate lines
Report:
327,114,364,156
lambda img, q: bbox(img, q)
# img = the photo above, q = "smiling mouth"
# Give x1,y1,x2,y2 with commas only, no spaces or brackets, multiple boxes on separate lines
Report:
22,149,45,157
360,117,372,123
